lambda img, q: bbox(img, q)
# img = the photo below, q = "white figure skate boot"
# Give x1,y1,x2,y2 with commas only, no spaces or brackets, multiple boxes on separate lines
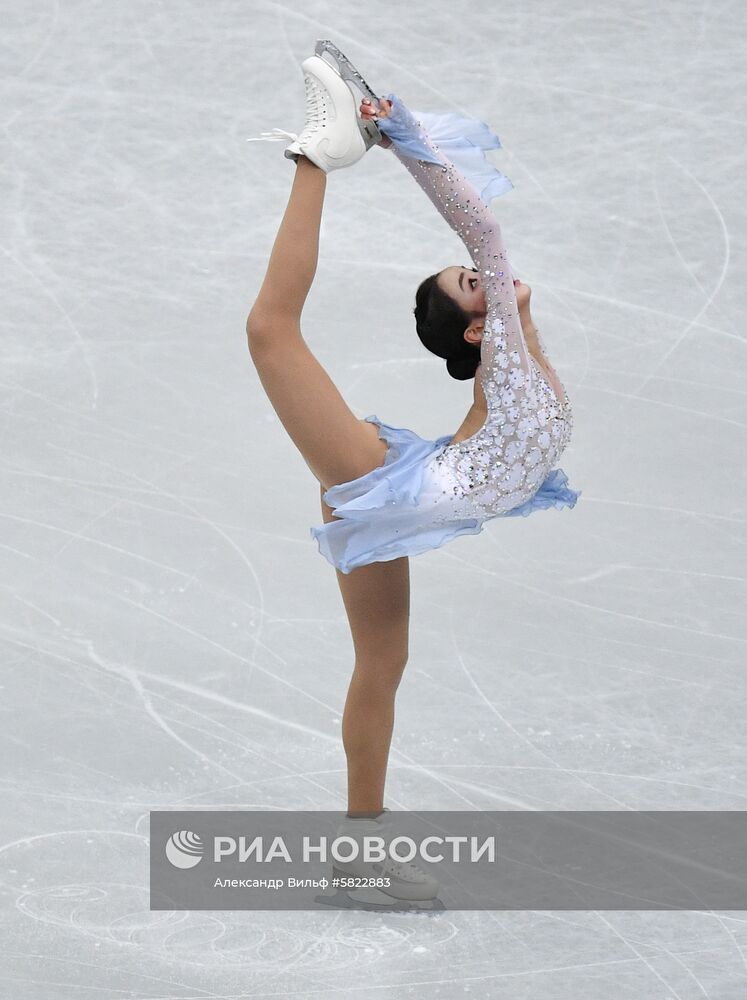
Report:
316,809,444,913
248,54,381,173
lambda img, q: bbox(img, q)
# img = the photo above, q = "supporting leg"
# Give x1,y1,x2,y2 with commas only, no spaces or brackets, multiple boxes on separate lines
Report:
342,656,408,813
319,486,411,814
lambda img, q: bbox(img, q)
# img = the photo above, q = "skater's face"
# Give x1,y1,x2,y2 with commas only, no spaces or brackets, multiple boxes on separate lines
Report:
437,266,486,319
438,265,532,322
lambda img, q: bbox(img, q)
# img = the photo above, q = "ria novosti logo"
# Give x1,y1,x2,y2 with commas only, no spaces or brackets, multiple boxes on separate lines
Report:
165,830,204,869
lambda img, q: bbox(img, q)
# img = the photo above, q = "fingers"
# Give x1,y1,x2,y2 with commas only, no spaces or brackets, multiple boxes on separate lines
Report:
359,97,392,119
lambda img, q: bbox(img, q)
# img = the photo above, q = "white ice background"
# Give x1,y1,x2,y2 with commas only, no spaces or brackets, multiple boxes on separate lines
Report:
1,0,746,997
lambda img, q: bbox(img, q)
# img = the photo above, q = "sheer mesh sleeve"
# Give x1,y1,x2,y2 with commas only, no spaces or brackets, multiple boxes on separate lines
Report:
377,94,574,514
377,94,535,394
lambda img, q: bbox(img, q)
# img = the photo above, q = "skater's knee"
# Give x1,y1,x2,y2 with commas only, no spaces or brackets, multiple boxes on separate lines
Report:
353,651,409,692
246,304,289,344
246,306,303,356
246,306,271,348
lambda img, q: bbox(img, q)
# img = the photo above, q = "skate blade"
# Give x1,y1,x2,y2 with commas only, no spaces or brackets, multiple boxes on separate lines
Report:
314,40,384,150
358,116,382,151
315,39,380,102
315,884,446,914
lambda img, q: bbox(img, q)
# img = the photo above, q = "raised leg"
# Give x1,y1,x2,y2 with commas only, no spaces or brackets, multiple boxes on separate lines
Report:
320,486,411,814
247,157,388,490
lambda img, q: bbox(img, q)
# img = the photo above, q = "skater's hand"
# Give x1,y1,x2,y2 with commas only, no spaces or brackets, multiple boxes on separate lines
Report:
360,98,393,148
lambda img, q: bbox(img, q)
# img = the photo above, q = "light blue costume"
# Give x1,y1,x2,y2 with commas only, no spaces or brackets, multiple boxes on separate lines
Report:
310,96,580,574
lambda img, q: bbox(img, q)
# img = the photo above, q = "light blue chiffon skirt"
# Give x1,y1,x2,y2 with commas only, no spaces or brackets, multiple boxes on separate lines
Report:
310,416,580,575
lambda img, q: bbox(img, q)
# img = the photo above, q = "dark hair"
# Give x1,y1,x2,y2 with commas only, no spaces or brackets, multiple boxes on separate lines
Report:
413,273,483,380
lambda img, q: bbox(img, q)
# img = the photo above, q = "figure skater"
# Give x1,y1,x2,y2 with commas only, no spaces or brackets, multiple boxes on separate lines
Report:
246,42,580,911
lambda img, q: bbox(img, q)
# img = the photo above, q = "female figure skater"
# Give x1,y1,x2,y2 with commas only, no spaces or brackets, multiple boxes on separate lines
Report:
247,42,579,910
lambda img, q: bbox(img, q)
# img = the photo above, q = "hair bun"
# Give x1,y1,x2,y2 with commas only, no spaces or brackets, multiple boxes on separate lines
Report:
446,355,480,381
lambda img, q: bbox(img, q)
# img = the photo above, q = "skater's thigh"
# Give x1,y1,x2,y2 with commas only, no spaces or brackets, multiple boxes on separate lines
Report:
249,326,388,490
320,485,410,667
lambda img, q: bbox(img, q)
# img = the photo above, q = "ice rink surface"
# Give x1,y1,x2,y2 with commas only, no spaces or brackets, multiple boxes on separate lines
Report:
2,0,746,996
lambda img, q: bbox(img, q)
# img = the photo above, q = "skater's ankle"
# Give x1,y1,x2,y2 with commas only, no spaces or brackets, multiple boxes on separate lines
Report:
346,808,385,819
297,154,324,175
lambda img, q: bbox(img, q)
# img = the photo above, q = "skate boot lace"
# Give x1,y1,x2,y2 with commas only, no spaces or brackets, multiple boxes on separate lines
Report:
245,74,332,148
295,73,330,144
